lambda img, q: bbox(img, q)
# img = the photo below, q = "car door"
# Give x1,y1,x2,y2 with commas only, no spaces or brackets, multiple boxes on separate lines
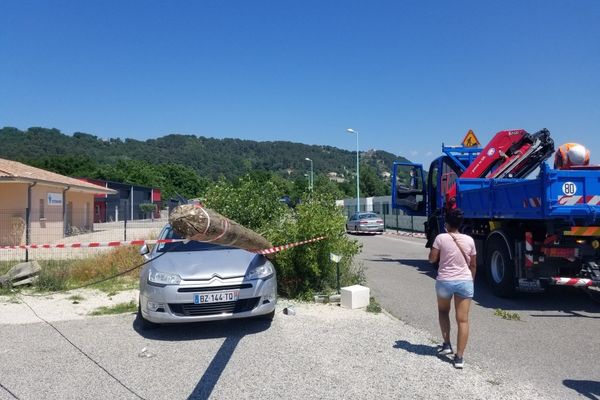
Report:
348,214,357,231
392,162,427,216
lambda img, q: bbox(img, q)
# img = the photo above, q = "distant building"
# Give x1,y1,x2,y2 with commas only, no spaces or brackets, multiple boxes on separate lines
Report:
0,158,116,245
327,172,346,183
78,179,161,222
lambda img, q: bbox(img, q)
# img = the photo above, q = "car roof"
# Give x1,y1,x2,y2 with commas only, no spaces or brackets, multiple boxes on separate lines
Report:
353,212,378,218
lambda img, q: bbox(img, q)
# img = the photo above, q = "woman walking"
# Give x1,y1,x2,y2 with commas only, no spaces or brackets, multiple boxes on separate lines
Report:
428,208,476,369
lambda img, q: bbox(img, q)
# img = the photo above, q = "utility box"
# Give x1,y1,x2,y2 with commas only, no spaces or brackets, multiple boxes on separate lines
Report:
340,285,370,309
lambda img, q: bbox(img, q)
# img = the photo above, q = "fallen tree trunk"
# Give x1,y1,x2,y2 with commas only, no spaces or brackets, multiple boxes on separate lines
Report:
169,205,272,252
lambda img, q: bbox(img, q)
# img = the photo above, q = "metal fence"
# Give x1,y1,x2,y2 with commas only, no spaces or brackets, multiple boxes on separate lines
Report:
342,205,426,233
0,208,168,263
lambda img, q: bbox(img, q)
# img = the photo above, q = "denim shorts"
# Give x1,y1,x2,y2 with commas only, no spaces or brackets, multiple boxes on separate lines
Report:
435,280,474,299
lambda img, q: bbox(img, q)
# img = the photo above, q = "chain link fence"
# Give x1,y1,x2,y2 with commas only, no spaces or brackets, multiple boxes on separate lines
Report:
0,207,167,264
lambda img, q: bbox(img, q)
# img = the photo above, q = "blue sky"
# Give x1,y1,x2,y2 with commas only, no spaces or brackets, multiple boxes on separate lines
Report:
1,1,599,167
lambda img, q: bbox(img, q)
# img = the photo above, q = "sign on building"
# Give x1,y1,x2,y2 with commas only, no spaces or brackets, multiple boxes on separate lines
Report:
47,193,63,206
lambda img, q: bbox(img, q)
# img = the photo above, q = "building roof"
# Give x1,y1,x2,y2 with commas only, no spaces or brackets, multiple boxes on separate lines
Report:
0,158,117,194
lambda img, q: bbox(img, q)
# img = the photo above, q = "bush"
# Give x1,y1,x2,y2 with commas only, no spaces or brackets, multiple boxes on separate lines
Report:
205,175,287,232
139,203,156,219
263,192,362,298
204,174,362,299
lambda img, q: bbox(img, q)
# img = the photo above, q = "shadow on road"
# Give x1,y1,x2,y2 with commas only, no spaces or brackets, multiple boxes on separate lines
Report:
563,379,600,400
393,340,453,364
368,257,600,316
132,316,272,341
473,284,600,316
133,316,273,400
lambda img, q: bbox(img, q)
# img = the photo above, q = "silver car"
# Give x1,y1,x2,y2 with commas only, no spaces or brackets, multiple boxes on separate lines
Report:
138,225,277,328
346,212,385,233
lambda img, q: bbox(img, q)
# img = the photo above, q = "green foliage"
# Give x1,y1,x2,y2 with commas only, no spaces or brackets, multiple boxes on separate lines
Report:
204,174,287,232
202,173,363,299
156,163,210,200
90,300,137,316
494,308,521,321
359,163,391,197
366,297,382,313
36,262,71,292
263,192,362,298
0,127,407,199
139,203,156,219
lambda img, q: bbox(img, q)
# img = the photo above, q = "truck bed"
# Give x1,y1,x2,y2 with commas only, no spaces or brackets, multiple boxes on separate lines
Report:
456,163,600,223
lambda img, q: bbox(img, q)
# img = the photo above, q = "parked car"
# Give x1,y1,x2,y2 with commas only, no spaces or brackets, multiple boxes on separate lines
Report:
137,224,277,328
346,212,385,234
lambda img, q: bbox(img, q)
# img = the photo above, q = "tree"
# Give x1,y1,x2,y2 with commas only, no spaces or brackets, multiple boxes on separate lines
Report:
139,203,156,220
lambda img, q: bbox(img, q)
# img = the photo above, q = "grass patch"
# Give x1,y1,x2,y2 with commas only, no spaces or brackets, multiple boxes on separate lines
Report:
91,276,139,294
0,292,21,304
90,300,137,316
68,294,85,304
22,246,143,294
494,308,521,321
366,297,382,313
0,283,15,296
0,261,15,276
36,261,70,292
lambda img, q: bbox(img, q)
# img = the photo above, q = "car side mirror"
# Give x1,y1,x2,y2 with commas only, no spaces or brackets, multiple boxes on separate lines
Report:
140,244,150,256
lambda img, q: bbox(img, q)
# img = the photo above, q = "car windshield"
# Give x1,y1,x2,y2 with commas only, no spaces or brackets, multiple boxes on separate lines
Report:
359,213,378,219
155,226,234,253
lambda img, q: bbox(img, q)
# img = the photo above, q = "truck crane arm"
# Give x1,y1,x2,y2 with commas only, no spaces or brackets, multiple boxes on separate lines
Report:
446,129,554,208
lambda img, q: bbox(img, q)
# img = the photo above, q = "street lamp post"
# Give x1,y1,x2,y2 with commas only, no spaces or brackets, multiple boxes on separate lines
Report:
305,157,313,191
346,128,360,213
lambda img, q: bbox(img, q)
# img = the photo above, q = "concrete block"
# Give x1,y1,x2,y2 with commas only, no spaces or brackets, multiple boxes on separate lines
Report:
340,285,370,309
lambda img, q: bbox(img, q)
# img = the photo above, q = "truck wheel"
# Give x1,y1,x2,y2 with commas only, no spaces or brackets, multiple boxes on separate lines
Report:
485,236,515,297
586,288,600,304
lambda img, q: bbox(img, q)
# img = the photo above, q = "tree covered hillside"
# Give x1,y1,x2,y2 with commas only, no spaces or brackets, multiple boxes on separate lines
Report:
0,126,410,200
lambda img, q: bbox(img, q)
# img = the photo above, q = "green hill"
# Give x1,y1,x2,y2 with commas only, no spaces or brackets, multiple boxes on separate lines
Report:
0,126,410,198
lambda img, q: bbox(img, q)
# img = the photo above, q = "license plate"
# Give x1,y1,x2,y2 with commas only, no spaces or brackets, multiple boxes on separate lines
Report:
194,291,239,304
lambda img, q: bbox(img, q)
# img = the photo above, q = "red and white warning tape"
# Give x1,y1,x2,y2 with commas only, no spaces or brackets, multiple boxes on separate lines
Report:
0,236,328,255
252,236,327,255
0,239,185,250
525,232,534,267
551,277,596,287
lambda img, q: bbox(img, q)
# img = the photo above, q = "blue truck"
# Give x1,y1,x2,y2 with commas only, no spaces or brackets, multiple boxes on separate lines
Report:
392,128,600,300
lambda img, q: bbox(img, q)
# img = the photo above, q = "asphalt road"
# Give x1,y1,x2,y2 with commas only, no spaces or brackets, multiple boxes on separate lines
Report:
0,301,548,400
356,233,600,400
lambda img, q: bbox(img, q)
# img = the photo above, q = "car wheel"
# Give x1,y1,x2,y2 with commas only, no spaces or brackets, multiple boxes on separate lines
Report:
137,301,160,330
346,224,352,234
485,235,515,297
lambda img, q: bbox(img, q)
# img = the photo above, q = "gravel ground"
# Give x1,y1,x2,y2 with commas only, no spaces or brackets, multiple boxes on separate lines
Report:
0,293,550,400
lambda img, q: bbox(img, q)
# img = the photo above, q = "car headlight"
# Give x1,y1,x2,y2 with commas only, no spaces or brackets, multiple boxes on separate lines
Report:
148,268,181,285
245,261,274,280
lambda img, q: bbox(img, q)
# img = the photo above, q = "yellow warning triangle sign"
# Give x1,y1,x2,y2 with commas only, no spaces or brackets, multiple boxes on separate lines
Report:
461,129,481,147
